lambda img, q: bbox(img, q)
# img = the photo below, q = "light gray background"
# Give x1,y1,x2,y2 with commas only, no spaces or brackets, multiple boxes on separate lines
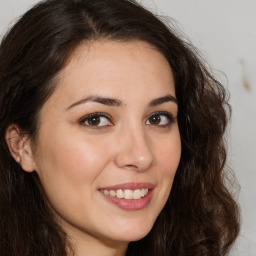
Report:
0,0,255,255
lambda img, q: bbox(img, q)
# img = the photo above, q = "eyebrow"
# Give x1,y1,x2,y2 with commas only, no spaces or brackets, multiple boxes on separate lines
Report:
66,94,177,111
66,95,123,110
149,95,178,107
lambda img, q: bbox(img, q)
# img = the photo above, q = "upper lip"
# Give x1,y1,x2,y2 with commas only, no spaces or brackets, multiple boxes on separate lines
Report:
99,182,155,191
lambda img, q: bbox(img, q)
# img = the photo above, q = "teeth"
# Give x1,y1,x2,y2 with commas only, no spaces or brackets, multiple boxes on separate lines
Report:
101,188,149,200
103,190,110,195
109,190,116,196
124,189,133,199
116,189,124,198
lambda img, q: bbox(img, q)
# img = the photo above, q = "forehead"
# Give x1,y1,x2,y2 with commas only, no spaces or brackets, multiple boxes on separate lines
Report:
45,40,176,110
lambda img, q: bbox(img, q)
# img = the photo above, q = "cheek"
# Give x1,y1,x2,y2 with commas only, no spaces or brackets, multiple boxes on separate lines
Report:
34,131,112,202
155,131,181,196
33,132,113,225
158,132,181,175
38,132,108,174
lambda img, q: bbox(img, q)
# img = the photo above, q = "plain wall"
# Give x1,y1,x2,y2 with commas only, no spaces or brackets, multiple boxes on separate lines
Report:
0,0,255,255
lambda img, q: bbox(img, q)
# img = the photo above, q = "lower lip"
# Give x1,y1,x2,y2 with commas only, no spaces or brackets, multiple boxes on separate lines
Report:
100,189,153,211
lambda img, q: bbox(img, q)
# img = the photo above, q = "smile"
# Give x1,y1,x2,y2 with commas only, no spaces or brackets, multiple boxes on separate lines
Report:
101,188,149,200
99,183,154,211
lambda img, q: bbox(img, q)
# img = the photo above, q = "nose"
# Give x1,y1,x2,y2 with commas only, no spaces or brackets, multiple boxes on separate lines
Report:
114,126,153,172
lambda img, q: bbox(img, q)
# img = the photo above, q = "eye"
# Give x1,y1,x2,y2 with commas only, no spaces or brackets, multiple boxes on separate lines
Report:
79,113,113,128
146,112,175,127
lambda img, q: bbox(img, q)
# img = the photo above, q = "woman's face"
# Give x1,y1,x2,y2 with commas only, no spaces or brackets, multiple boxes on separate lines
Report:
32,40,181,247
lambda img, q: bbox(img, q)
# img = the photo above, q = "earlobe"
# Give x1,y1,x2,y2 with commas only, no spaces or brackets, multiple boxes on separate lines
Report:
5,125,36,173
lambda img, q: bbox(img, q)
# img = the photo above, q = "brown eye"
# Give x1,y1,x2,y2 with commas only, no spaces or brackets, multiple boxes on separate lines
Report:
80,113,112,128
148,115,161,125
146,112,174,127
87,116,101,126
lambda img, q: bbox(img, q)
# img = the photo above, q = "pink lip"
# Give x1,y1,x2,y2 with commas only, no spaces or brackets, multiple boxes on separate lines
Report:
98,182,155,211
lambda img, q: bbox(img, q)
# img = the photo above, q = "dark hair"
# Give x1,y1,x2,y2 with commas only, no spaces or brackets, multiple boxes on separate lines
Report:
0,0,239,255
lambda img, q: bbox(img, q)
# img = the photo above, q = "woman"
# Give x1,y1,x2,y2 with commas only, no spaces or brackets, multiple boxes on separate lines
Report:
0,0,239,255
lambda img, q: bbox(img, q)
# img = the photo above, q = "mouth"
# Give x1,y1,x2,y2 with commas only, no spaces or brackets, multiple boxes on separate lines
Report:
101,188,149,200
98,183,154,211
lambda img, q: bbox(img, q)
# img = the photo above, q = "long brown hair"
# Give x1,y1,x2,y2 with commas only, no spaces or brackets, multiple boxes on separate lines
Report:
0,0,239,255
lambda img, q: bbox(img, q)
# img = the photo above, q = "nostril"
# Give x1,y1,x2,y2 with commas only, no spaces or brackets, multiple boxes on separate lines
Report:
124,164,139,169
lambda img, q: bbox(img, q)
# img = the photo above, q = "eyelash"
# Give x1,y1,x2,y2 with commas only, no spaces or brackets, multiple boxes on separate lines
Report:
146,111,175,127
79,112,112,129
79,111,175,129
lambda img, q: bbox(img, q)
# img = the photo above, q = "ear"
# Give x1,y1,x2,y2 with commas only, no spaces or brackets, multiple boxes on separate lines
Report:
5,125,36,173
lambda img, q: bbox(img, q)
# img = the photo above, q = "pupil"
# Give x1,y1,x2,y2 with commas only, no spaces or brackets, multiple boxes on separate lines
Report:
89,116,100,126
151,115,160,124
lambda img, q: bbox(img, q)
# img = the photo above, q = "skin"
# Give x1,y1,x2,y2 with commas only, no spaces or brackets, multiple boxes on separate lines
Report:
11,40,181,255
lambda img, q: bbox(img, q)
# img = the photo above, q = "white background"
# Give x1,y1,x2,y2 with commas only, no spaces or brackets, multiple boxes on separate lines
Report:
0,0,255,255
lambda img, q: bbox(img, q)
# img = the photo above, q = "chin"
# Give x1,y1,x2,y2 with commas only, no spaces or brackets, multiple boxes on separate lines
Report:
108,220,154,242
